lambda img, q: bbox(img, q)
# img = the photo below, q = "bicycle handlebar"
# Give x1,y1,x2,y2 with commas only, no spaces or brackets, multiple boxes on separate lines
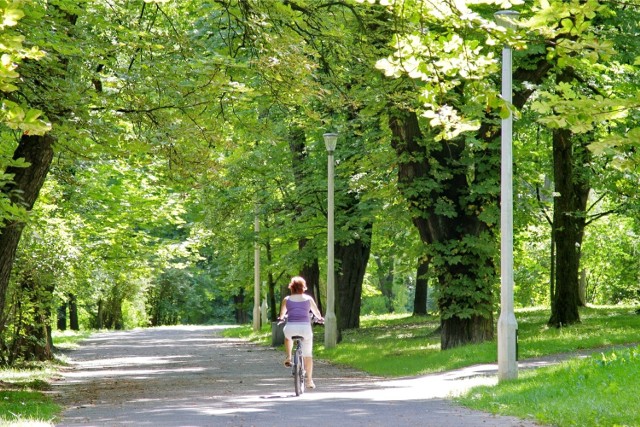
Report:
312,315,325,325
276,315,325,325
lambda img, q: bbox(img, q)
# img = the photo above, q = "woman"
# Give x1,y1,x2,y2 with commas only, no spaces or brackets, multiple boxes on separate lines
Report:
279,276,323,389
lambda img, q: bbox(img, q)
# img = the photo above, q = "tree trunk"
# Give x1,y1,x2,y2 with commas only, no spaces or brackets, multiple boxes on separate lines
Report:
300,255,321,314
96,299,104,329
548,125,590,327
335,223,372,332
69,293,79,330
57,302,67,331
288,126,323,314
549,230,556,312
413,257,429,315
389,110,495,349
441,315,493,349
264,237,276,322
267,270,277,322
0,134,55,328
233,288,247,324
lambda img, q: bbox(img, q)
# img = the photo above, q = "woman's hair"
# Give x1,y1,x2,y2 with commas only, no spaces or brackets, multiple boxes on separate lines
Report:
288,276,307,294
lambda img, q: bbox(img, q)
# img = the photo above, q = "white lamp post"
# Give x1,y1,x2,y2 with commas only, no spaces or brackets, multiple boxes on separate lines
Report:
323,132,338,349
253,207,261,332
495,10,519,381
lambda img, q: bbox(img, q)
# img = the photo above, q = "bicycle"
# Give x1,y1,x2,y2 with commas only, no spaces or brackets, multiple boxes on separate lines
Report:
291,334,306,396
278,315,323,396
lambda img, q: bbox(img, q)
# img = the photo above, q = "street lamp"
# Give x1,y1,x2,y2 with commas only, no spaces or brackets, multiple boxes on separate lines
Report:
323,132,338,349
253,206,260,332
495,10,519,381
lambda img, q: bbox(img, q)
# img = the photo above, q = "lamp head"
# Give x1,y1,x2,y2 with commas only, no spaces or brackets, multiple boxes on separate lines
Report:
323,133,338,153
494,10,520,30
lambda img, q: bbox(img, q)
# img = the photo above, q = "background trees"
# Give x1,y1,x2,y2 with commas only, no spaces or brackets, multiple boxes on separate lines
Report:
1,0,639,363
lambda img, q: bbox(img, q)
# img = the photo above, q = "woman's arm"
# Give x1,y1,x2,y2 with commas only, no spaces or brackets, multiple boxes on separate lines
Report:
279,297,288,319
309,298,323,320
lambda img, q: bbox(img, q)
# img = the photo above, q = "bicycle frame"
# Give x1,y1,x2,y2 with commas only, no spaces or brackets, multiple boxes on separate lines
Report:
292,335,306,396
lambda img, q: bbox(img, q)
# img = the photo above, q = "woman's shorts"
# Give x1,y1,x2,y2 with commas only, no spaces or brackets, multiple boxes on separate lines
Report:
283,322,313,357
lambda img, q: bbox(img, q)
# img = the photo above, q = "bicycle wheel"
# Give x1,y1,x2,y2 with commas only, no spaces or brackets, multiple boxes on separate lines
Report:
294,349,305,396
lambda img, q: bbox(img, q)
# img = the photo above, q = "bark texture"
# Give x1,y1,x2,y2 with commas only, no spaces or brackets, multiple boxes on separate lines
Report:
548,126,590,327
335,223,372,332
0,134,55,326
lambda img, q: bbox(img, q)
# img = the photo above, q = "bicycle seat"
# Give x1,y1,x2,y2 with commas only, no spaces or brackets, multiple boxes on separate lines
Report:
291,335,304,341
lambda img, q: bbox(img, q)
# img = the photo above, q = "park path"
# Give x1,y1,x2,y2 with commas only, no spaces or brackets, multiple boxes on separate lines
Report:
52,326,542,427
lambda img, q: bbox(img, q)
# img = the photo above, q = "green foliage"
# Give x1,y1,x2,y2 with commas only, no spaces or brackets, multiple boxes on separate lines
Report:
0,1,50,229
0,273,53,365
0,1,49,134
527,0,640,172
1,177,77,361
146,267,236,326
2,0,640,369
459,345,640,426
581,215,640,304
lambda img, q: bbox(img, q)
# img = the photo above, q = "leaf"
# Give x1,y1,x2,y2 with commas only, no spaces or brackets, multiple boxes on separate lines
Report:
21,109,52,135
1,101,51,135
1,7,24,28
499,103,511,119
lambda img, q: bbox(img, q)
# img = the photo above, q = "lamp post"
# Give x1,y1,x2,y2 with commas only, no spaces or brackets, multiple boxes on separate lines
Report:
495,10,519,381
253,206,261,332
323,132,338,349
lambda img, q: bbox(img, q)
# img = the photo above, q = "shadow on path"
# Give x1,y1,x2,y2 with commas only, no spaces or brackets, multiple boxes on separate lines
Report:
53,326,542,427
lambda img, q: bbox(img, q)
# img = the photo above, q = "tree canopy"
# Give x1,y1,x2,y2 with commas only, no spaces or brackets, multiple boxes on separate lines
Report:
1,0,640,363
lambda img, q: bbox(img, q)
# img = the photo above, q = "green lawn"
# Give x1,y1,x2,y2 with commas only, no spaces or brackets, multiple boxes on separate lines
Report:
0,330,91,427
458,345,640,426
0,367,59,426
234,306,640,377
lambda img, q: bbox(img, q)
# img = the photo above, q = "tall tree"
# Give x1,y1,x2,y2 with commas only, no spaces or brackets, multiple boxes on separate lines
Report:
1,0,248,354
375,1,517,348
527,0,640,326
0,0,74,335
216,1,384,333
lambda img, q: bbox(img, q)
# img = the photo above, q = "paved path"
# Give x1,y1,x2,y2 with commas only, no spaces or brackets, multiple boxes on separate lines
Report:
53,326,542,427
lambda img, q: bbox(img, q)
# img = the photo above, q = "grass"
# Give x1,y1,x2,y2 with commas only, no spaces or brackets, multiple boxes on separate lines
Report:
458,345,640,426
0,330,91,427
236,306,640,377
50,330,93,351
0,367,59,426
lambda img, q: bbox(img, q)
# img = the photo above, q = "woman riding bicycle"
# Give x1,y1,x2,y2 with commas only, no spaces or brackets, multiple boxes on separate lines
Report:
279,276,323,389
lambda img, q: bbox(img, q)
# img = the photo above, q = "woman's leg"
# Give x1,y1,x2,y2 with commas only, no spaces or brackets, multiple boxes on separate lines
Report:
304,357,315,387
284,338,292,365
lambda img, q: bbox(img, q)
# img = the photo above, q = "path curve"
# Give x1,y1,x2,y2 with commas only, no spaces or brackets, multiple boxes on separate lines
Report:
53,326,541,426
